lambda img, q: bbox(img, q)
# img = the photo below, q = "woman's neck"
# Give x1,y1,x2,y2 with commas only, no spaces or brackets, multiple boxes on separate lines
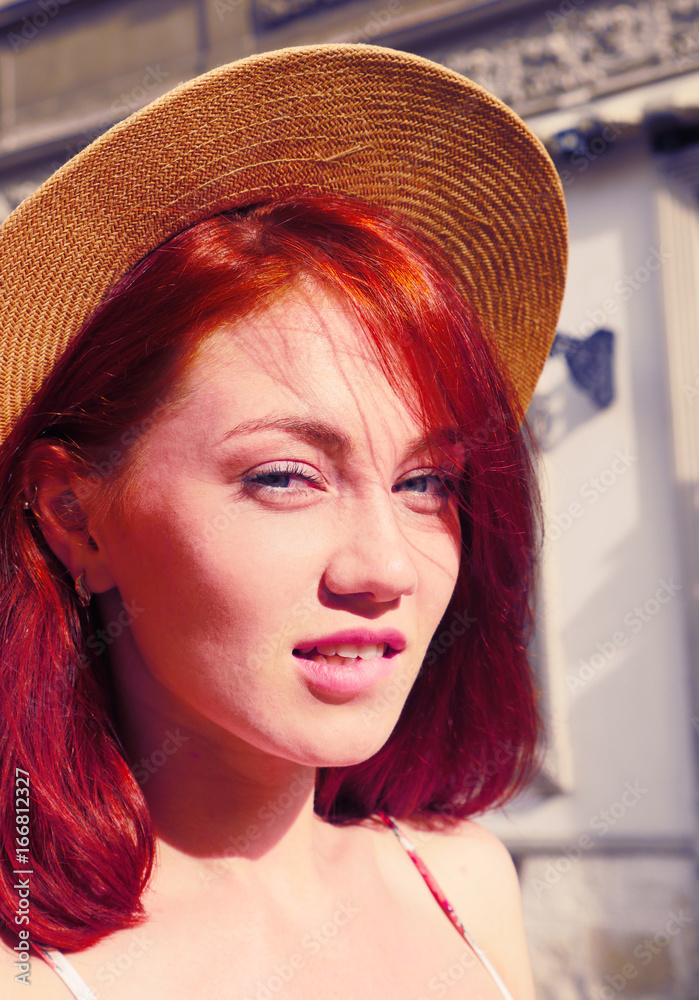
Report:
105,656,348,897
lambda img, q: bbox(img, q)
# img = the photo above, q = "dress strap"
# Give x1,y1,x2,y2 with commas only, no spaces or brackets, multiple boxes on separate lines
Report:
30,942,98,1000
375,811,516,1000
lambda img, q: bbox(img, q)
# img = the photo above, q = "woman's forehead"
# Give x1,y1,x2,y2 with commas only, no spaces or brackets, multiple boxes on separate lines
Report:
205,281,378,359
152,278,461,465
178,350,419,449
184,287,403,404
141,306,452,468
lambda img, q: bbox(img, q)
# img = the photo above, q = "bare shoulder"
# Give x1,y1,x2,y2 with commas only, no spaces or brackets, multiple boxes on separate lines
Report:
403,814,516,886
0,937,68,998
400,816,537,1000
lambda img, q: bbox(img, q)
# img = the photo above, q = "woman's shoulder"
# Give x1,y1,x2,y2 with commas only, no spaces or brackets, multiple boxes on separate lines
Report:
391,813,521,911
402,813,516,878
365,811,518,887
378,814,537,1000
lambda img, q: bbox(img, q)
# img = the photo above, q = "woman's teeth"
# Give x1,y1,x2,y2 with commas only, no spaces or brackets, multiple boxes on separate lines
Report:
304,642,386,664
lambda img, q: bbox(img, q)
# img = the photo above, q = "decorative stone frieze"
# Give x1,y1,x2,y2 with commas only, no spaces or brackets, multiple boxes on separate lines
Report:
252,0,354,29
421,0,699,117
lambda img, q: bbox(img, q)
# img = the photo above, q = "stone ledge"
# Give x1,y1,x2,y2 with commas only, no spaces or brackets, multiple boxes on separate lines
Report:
520,854,698,999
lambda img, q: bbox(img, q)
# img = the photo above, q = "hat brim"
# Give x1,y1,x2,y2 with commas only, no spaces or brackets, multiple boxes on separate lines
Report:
0,42,567,440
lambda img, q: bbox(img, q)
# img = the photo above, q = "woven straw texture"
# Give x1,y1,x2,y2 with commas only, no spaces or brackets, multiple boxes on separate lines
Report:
0,43,567,443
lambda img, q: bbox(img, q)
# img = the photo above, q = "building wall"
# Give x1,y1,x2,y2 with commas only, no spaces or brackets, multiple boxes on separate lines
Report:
488,130,699,999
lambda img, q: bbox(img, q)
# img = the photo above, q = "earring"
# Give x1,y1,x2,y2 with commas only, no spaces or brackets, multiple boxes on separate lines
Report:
22,484,38,511
74,571,91,607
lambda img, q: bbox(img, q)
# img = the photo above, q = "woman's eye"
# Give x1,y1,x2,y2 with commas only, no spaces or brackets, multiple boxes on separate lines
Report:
242,462,323,497
241,463,460,506
395,471,459,500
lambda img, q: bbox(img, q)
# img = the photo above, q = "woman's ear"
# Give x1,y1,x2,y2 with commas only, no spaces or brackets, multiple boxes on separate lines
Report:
22,440,117,595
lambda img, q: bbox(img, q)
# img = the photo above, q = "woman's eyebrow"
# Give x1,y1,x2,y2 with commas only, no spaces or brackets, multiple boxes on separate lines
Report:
404,426,467,464
218,415,464,460
219,416,351,455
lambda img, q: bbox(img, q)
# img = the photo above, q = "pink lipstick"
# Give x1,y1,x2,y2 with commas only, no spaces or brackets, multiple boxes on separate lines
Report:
292,628,405,697
293,628,406,655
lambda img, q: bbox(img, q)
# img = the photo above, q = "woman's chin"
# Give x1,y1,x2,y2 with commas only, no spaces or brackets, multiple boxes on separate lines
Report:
277,726,394,770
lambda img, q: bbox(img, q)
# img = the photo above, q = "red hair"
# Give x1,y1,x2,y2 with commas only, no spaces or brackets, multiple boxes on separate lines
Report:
0,191,545,950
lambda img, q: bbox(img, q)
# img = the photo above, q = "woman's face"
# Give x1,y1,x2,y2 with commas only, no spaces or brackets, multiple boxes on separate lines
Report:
90,280,463,766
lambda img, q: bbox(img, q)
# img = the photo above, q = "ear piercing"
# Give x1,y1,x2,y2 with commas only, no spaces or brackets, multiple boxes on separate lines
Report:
22,487,92,606
74,572,91,607
22,484,38,511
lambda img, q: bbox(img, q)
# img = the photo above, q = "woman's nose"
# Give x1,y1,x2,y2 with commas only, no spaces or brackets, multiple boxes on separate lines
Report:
320,493,419,606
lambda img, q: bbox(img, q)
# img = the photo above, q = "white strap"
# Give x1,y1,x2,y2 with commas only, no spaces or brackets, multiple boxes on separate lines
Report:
384,816,516,1000
32,943,98,1000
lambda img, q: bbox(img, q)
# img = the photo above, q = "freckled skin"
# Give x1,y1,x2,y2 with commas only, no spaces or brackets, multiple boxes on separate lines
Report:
90,281,461,781
30,278,464,907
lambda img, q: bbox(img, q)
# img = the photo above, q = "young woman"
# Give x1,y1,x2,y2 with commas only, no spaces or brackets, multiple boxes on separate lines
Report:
0,44,567,999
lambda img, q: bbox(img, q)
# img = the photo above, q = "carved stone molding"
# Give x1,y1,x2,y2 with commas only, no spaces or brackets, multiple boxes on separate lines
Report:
252,0,354,29
421,0,699,118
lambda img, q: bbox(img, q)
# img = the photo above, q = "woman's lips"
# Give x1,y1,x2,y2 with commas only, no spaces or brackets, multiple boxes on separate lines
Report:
292,646,399,697
292,628,407,655
294,642,391,663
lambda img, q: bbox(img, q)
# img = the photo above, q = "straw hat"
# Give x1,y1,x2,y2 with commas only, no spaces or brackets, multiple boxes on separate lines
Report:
0,42,567,444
